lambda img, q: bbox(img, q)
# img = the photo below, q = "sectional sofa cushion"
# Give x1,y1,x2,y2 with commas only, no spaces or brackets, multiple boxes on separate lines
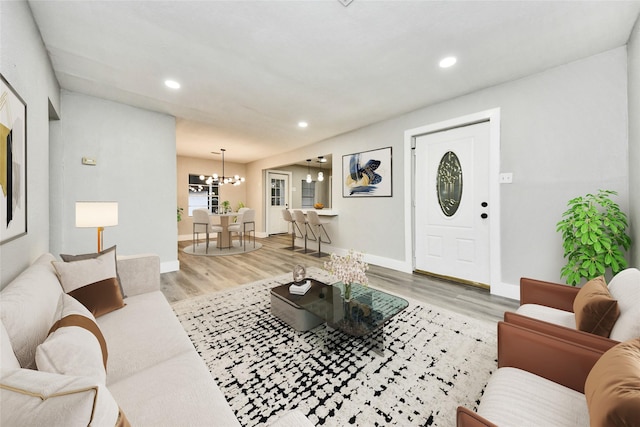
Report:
0,254,63,369
607,268,640,342
573,276,619,337
52,249,125,318
99,291,241,426
584,338,640,426
0,368,121,427
35,294,108,384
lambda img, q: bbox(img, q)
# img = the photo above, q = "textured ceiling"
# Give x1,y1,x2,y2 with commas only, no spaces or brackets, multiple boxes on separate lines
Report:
28,1,640,163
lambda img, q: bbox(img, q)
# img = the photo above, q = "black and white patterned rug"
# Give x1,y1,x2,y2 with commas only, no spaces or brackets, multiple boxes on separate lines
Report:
172,269,497,427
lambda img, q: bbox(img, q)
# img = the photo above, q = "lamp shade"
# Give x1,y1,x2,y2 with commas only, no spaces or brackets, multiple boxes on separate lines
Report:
75,202,118,228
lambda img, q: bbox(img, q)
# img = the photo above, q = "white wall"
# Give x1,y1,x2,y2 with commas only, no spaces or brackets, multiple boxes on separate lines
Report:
0,0,61,287
248,47,630,295
49,91,178,272
628,18,640,268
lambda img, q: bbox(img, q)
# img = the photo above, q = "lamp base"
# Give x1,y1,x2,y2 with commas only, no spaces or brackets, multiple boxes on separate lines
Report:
97,226,104,252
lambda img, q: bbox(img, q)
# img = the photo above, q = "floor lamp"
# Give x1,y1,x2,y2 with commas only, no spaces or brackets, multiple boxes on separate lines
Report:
75,201,118,252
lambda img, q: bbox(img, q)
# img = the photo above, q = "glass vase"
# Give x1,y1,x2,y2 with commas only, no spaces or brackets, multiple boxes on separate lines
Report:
344,282,352,302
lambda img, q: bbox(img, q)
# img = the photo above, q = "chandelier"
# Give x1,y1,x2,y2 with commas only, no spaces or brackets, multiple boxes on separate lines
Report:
203,148,245,186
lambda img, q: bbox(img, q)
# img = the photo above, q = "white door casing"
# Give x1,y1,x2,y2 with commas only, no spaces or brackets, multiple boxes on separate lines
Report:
414,121,491,286
266,171,291,235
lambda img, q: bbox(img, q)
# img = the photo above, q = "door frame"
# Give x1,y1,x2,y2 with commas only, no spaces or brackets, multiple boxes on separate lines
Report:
404,108,503,295
264,169,293,235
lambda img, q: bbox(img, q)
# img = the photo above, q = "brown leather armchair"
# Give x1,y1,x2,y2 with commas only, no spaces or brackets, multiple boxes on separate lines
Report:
509,269,640,344
456,322,617,426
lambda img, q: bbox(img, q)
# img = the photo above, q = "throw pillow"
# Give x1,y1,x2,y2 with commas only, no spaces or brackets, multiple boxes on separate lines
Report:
607,268,640,342
0,368,123,426
1,321,20,370
60,245,126,298
573,276,619,337
35,294,108,384
584,338,640,426
0,253,63,369
52,249,125,318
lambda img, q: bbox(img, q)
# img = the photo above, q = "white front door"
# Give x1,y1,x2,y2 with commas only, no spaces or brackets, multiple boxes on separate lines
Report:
414,121,491,287
267,171,290,235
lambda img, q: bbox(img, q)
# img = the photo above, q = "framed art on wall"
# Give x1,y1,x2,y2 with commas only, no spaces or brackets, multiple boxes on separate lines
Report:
0,74,27,245
342,146,392,197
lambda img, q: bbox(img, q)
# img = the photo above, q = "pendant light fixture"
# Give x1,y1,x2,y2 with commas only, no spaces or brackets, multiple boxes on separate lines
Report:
306,159,312,183
317,156,325,181
204,148,245,186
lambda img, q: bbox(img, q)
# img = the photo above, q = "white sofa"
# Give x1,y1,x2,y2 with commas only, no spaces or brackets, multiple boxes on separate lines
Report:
0,253,311,426
0,254,239,426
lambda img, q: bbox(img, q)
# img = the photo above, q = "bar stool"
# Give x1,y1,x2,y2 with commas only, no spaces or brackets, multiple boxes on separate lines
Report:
306,210,331,257
292,210,316,254
281,209,301,250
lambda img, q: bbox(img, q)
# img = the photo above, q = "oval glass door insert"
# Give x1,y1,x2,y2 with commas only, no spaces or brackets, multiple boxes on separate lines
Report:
436,151,463,217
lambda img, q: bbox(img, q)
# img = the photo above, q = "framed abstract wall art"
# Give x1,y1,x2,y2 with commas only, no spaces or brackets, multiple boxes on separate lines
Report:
342,146,392,197
0,74,27,245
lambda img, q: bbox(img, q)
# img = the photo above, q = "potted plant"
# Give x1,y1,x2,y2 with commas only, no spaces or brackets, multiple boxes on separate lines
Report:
177,207,184,222
221,200,231,213
556,189,632,285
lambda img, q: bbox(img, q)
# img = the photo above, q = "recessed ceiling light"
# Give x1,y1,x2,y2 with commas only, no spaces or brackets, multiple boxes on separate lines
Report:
298,121,308,128
439,56,457,68
164,80,181,89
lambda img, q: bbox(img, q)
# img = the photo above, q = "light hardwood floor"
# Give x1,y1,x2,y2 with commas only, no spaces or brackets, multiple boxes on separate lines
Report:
161,234,520,322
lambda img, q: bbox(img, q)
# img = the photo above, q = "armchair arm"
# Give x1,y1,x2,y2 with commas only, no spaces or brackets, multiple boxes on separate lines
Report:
456,407,498,427
503,312,618,352
116,254,160,297
497,321,605,393
519,277,579,312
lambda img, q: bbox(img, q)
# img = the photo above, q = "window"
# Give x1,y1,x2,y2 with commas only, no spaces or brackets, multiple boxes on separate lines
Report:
271,178,285,207
301,180,315,208
188,174,219,215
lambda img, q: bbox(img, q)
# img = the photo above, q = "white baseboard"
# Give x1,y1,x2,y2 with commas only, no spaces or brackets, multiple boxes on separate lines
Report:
161,260,179,273
491,281,519,301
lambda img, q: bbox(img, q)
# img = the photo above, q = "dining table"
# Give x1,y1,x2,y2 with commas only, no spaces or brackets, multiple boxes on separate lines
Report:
209,212,239,248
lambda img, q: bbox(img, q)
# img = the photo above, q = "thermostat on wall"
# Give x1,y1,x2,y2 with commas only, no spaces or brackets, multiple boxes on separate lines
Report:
82,157,97,166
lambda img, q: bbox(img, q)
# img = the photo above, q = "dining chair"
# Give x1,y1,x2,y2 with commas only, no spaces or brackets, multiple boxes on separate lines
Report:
192,209,223,254
292,210,316,254
306,210,331,257
240,209,256,250
227,211,244,249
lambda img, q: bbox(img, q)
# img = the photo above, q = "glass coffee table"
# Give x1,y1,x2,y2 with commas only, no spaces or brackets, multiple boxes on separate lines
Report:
270,279,409,355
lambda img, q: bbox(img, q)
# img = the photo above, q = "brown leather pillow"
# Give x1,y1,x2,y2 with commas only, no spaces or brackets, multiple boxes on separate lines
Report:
585,338,640,426
573,276,619,337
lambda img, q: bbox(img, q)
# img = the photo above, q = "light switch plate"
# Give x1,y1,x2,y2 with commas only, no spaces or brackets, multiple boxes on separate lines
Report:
82,157,96,166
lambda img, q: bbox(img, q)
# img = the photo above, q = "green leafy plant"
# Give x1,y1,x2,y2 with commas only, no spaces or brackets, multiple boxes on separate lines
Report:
177,207,184,222
236,201,245,211
221,200,231,213
556,190,631,285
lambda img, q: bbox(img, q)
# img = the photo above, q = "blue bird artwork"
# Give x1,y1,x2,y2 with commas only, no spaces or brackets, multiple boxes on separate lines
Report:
345,153,383,195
